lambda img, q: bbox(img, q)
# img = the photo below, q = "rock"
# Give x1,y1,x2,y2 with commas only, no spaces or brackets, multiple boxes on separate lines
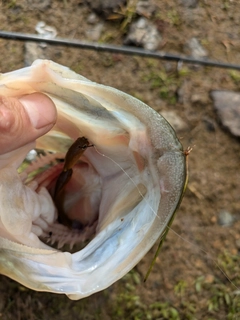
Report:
86,0,125,17
87,13,99,24
211,90,240,137
24,22,57,66
124,18,162,51
25,150,38,162
28,0,51,10
35,21,57,40
24,42,46,66
160,111,188,132
85,22,104,41
136,0,156,18
185,37,208,59
179,0,198,8
191,93,209,105
218,210,235,227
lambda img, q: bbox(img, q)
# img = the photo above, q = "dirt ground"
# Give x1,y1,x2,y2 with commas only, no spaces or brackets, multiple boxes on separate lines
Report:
0,1,240,319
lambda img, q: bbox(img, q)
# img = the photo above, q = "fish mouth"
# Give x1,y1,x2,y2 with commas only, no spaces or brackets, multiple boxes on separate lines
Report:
23,116,150,251
0,60,186,299
23,145,102,251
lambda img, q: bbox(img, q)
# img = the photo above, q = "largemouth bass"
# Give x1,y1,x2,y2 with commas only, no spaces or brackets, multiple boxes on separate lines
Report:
0,60,186,300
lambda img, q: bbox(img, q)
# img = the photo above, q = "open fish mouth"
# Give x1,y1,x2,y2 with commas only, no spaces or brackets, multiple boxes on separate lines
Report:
0,60,186,300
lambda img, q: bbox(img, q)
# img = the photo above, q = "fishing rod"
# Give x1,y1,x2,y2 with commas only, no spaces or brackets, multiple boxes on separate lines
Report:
0,30,240,70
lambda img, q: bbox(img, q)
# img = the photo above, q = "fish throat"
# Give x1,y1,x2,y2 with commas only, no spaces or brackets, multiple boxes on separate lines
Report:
24,137,101,251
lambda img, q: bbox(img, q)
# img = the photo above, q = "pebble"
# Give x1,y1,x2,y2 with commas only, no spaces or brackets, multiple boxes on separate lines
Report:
28,0,51,10
35,21,57,40
124,17,162,51
24,42,46,67
179,0,198,8
185,37,208,59
191,93,209,105
24,22,57,66
160,111,188,132
87,13,99,25
85,22,104,41
86,0,125,16
211,90,240,137
218,210,235,227
136,0,156,18
25,150,38,162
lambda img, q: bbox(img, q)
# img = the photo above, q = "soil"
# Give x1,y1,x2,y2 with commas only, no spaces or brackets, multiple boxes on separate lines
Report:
0,1,239,319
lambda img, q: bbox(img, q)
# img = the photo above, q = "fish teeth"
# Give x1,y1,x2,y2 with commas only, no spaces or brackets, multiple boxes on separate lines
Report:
41,220,97,250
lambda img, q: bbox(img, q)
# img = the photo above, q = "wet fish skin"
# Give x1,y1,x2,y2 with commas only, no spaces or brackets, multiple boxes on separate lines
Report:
0,60,186,300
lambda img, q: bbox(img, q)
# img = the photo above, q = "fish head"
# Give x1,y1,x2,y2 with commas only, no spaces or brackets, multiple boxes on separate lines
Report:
0,60,186,299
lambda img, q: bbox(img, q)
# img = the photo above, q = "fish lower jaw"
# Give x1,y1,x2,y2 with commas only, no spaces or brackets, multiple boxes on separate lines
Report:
40,219,98,251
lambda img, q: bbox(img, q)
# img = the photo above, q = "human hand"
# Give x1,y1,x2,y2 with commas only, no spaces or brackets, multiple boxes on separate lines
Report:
0,93,57,155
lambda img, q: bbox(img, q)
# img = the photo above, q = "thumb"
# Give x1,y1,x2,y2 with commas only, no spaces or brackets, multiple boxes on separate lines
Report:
0,92,57,155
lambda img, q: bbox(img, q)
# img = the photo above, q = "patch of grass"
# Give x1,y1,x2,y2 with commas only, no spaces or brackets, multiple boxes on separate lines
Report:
159,250,240,320
229,70,240,84
142,70,176,103
167,10,181,26
194,251,240,318
150,302,180,320
174,280,188,297
221,0,232,10
218,251,240,273
3,0,17,9
142,60,191,104
120,0,138,33
106,0,138,34
99,31,116,43
142,68,186,104
155,9,182,27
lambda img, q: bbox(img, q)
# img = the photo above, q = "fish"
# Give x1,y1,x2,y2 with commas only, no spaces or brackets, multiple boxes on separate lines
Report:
0,59,186,300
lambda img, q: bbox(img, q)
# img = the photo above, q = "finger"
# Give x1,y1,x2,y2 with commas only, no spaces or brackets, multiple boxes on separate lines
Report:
0,93,57,155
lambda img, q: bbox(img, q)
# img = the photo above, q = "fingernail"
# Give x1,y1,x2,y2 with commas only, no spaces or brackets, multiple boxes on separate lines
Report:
20,93,56,129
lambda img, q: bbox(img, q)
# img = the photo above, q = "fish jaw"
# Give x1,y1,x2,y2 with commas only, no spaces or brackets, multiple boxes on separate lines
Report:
0,60,186,299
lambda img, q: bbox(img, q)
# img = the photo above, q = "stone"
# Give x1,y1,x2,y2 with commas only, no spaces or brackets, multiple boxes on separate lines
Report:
124,17,162,51
85,23,104,41
87,13,99,25
86,0,125,17
24,42,46,67
211,90,240,137
24,22,57,66
184,37,208,59
179,0,198,8
218,210,235,227
26,150,38,162
136,0,156,18
35,21,57,40
28,0,51,10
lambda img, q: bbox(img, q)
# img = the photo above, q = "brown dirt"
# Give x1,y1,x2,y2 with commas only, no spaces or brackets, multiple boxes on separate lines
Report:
0,1,239,319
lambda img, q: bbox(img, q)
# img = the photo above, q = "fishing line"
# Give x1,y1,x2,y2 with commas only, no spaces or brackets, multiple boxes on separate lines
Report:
93,145,239,290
